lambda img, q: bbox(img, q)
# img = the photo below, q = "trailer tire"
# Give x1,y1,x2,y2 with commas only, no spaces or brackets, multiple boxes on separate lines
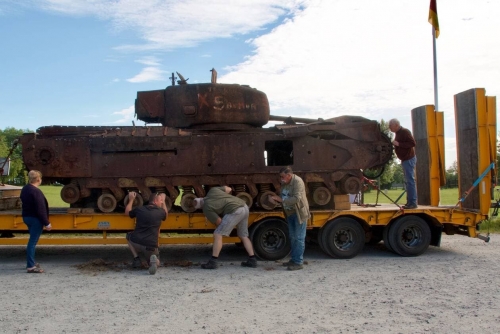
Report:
322,218,365,259
383,224,394,252
317,226,328,254
251,219,290,261
388,215,431,257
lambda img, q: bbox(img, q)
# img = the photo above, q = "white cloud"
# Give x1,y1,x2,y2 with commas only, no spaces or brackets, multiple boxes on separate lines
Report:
126,66,165,83
135,56,161,66
27,0,305,50
219,0,500,167
112,105,134,123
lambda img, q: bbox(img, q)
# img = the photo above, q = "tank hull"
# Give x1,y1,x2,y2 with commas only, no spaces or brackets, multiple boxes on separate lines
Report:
20,116,392,213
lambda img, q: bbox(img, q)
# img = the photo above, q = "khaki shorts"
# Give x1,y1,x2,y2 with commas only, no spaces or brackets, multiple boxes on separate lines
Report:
126,232,160,261
214,205,249,237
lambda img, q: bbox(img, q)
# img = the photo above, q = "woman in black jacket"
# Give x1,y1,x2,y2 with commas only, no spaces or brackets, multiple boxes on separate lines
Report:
20,170,52,273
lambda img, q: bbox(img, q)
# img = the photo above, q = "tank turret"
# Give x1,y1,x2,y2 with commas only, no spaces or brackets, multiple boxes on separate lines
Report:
135,72,269,129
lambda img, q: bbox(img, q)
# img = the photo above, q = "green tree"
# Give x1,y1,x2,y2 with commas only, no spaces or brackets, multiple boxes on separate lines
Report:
0,135,8,156
444,161,458,188
363,119,396,189
378,161,396,189
0,127,31,184
392,162,404,184
378,119,395,188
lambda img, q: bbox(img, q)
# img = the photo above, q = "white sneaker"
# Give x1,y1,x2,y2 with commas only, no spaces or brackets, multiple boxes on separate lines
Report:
149,255,158,275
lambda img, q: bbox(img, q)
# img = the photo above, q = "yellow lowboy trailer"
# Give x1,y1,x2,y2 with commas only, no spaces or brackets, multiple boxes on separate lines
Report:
0,203,489,261
0,88,496,260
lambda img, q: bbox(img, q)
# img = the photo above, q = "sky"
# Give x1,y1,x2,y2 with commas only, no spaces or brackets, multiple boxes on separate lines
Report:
0,0,499,168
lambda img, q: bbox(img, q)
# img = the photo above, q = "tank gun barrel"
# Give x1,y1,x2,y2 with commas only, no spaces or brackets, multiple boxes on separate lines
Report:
269,115,324,124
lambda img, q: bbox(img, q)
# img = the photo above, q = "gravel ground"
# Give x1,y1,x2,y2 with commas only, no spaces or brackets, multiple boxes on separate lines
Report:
1,234,499,333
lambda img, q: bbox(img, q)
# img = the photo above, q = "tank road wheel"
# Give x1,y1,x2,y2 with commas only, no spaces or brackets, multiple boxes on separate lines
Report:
236,192,253,208
250,219,290,260
180,193,197,213
321,218,365,259
257,191,278,210
164,196,173,211
340,176,362,194
388,216,431,257
312,186,332,206
61,184,80,204
97,193,117,213
382,224,394,252
124,192,144,209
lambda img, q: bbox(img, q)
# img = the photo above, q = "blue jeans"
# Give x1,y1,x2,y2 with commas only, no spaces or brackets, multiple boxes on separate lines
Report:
286,213,307,265
23,216,44,268
402,156,417,205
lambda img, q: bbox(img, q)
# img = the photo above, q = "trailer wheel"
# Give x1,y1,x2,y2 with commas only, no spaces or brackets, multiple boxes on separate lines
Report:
251,219,290,261
322,218,365,259
382,224,394,252
388,215,431,257
317,226,329,254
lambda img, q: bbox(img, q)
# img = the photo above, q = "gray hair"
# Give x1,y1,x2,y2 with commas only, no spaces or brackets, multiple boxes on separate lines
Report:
389,118,400,127
28,170,42,184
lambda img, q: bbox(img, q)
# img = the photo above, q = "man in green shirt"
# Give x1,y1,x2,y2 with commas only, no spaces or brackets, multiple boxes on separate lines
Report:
194,186,257,269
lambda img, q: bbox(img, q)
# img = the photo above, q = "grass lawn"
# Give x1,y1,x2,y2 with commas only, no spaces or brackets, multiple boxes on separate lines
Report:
362,187,459,205
39,185,68,208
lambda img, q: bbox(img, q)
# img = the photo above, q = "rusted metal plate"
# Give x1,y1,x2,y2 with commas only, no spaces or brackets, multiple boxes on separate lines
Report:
0,185,22,211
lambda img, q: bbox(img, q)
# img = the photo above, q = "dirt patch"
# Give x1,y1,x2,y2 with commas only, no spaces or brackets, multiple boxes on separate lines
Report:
74,258,125,273
163,260,198,267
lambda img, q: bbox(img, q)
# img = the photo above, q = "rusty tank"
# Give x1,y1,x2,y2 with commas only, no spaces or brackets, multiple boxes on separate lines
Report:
19,70,393,213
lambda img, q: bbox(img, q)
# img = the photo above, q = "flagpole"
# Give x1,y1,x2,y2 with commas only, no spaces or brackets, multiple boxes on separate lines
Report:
432,27,438,110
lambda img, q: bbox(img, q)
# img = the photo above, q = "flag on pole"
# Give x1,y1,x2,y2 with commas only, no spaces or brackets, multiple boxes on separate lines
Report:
428,0,440,38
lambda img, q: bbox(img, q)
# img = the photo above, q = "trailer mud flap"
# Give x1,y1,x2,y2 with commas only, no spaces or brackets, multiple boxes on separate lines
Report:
430,224,443,247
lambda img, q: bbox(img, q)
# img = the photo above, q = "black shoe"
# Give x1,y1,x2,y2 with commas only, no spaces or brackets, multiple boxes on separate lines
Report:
201,259,218,269
241,258,257,268
132,257,142,268
282,260,293,267
287,262,304,271
402,203,418,209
